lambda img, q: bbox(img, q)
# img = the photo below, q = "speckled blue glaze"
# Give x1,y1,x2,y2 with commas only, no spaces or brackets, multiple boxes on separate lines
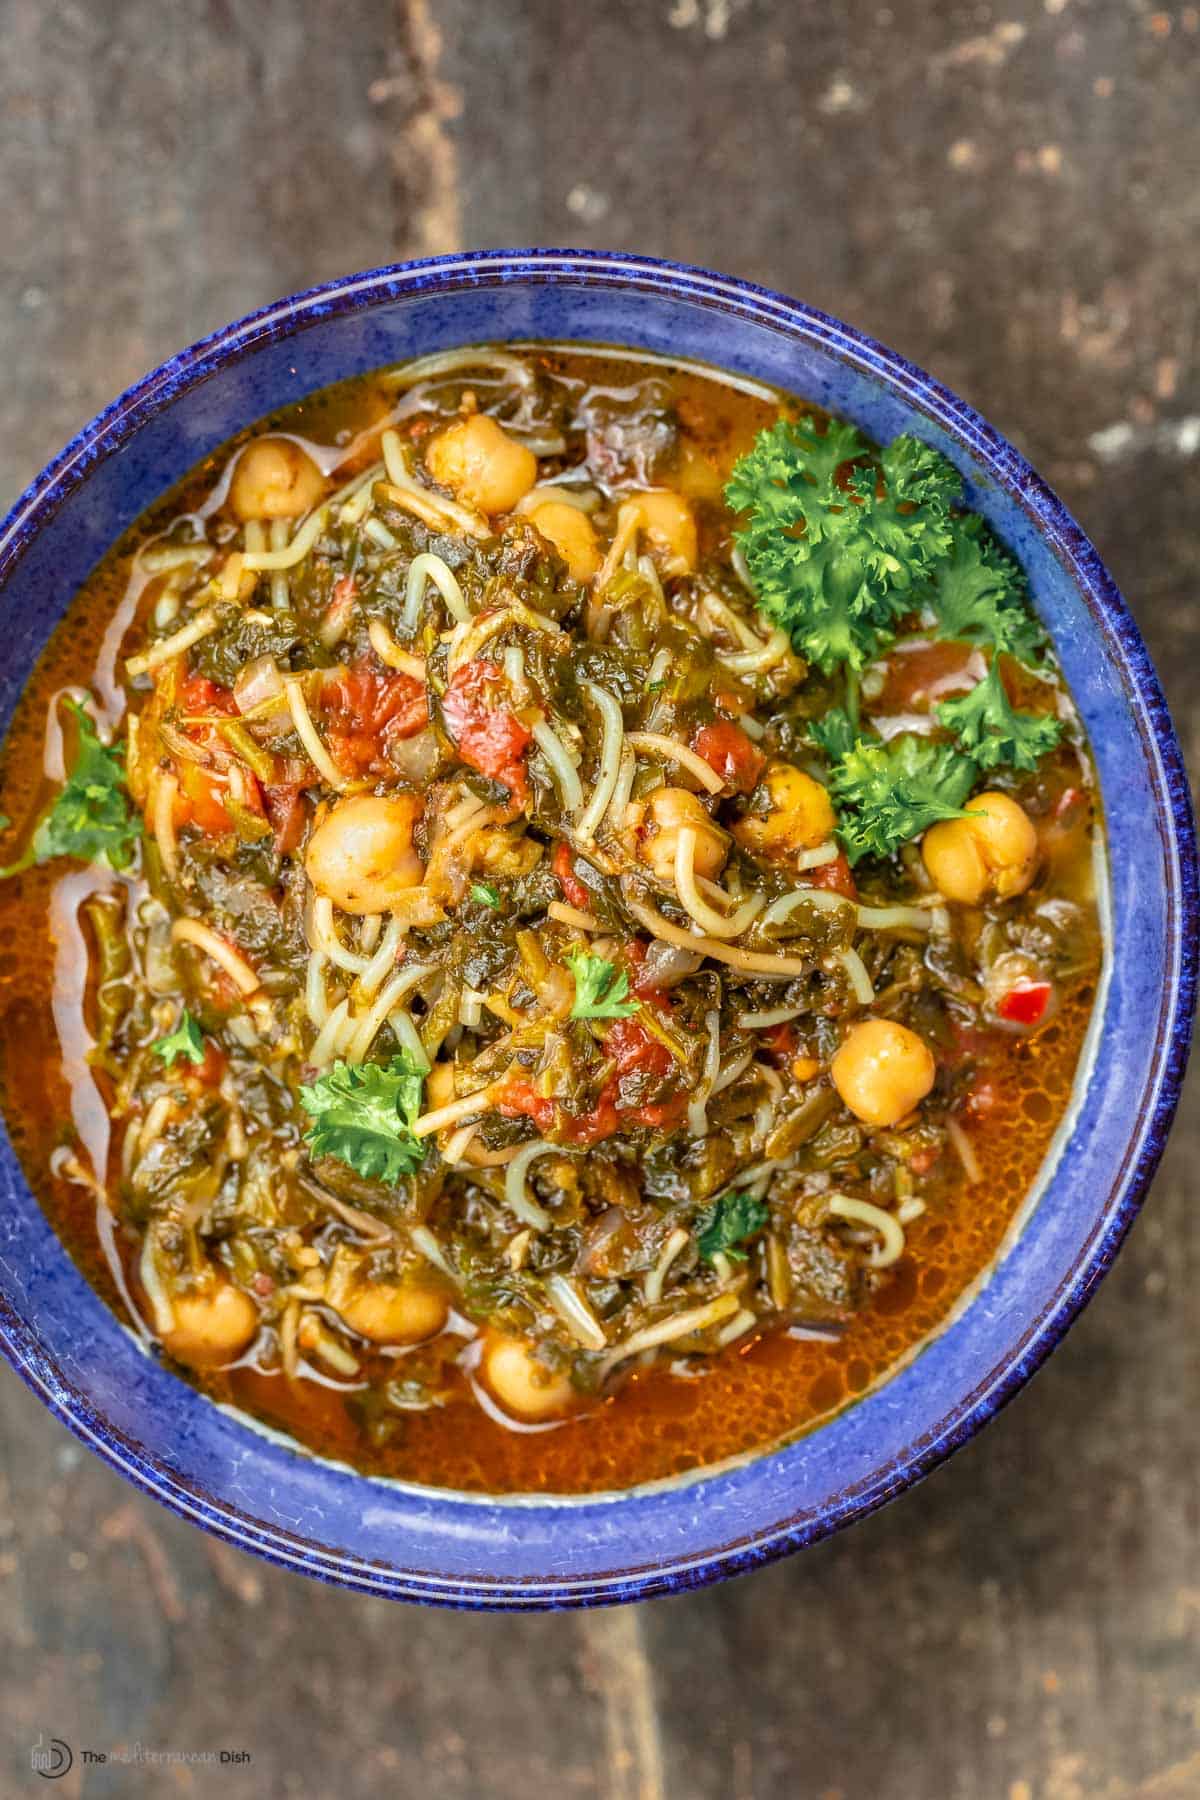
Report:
0,252,1194,1610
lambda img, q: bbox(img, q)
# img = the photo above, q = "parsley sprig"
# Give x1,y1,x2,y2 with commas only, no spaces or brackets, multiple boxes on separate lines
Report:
726,418,960,675
696,1192,770,1263
1,697,138,877
829,737,978,865
153,1011,206,1069
923,517,1044,662
566,949,639,1021
936,662,1062,773
299,1051,427,1184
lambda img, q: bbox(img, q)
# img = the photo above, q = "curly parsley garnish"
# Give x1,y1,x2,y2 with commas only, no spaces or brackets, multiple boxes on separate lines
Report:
696,1192,770,1263
829,737,978,865
1,697,138,877
936,662,1062,773
726,418,960,675
566,949,639,1021
924,517,1044,663
153,1011,206,1069
729,420,1064,865
299,1051,427,1184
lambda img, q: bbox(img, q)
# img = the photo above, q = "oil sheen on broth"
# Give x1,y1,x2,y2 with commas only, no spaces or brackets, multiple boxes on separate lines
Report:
0,347,1102,1494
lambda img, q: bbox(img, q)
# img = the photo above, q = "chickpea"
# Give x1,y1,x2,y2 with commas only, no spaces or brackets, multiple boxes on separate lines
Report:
525,495,601,581
480,1332,575,1422
305,793,424,916
831,1019,936,1129
732,761,836,860
632,489,697,575
230,437,326,522
672,441,725,502
337,1280,448,1347
163,1282,259,1368
922,791,1038,906
640,785,728,885
471,825,542,879
425,414,537,516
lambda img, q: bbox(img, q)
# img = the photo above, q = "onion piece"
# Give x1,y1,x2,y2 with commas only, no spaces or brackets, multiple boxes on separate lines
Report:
546,1274,607,1350
614,1292,740,1358
638,940,704,991
233,655,284,714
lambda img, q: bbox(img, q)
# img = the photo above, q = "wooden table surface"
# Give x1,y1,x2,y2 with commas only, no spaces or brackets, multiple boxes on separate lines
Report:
1,3,1198,1794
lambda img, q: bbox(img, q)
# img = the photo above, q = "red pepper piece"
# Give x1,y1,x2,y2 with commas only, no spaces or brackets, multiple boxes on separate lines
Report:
997,980,1052,1026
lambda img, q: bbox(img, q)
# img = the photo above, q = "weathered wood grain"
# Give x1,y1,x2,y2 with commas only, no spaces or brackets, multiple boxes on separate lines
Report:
1,0,1198,1794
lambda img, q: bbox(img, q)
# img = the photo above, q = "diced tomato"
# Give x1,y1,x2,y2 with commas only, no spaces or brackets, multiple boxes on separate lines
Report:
191,1041,228,1087
909,1144,941,1176
322,574,358,642
179,673,238,717
177,762,234,836
606,1015,672,1083
553,842,592,911
498,1078,557,1135
876,641,981,712
761,1021,798,1062
498,1016,685,1146
997,980,1052,1027
262,779,308,855
802,851,857,900
441,659,531,804
691,721,765,795
321,660,429,776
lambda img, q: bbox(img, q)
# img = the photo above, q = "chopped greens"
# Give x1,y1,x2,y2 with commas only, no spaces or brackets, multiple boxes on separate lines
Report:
937,661,1062,772
808,707,856,763
696,1191,770,1263
470,881,502,909
830,736,978,865
726,418,960,674
153,1011,206,1069
299,1052,427,1184
566,949,639,1020
1,698,138,877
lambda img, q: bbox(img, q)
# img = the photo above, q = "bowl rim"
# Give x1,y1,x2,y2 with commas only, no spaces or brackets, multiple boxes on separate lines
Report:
0,247,1195,1608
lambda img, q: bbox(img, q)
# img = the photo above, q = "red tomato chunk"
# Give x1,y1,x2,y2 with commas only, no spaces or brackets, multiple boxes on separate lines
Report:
691,721,765,794
553,842,592,911
442,659,531,804
499,1017,684,1146
321,661,428,776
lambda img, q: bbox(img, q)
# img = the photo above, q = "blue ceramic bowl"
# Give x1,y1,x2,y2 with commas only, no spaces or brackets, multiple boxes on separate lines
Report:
0,251,1194,1608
